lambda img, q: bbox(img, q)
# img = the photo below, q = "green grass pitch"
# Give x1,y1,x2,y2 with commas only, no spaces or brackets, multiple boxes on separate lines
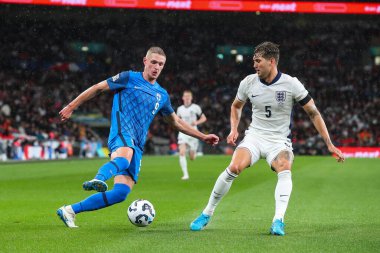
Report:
0,155,379,252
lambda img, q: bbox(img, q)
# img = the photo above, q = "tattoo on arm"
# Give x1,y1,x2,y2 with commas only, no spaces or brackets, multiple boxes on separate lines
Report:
306,104,333,146
306,105,320,120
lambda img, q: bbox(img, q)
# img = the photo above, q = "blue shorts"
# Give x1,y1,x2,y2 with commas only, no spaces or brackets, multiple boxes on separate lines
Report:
108,134,142,183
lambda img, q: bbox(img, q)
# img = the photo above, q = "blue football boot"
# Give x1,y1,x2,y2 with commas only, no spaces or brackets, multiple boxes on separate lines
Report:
190,213,211,231
270,219,285,236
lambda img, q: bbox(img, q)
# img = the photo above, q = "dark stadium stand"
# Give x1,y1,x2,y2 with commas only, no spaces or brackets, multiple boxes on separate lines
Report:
0,6,379,159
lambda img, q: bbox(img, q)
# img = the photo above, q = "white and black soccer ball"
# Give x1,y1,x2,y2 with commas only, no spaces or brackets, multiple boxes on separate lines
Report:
127,199,156,227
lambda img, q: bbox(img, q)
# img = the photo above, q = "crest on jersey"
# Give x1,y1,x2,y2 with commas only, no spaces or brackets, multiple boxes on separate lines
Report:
112,74,120,82
275,91,286,103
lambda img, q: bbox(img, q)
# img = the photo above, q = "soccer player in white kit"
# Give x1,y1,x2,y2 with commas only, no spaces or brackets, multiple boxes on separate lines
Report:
190,42,345,235
177,90,207,180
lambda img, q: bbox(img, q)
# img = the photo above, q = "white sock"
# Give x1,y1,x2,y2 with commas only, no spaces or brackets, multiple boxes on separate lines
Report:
179,155,188,177
203,168,238,216
273,170,292,222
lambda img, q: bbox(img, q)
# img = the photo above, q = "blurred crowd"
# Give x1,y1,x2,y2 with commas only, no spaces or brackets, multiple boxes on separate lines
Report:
0,9,379,160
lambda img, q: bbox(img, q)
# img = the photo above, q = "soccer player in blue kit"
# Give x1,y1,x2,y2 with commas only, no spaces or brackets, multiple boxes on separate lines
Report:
57,47,219,228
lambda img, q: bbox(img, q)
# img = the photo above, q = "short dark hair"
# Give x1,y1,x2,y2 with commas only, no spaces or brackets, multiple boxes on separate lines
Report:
146,47,166,57
254,42,280,64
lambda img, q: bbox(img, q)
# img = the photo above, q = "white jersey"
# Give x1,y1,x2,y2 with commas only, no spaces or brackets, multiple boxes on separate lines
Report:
177,104,203,130
237,72,309,141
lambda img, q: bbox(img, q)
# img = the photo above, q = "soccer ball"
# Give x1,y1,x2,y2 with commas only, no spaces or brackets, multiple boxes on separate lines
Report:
127,199,156,227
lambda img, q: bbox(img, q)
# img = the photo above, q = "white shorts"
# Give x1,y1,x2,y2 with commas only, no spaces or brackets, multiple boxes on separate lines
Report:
237,133,294,168
178,133,199,151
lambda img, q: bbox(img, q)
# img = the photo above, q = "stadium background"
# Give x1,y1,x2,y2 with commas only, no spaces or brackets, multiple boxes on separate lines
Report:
0,1,379,161
0,2,379,253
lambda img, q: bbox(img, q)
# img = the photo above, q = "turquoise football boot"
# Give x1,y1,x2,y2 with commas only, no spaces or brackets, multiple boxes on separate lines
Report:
190,213,211,231
270,219,285,236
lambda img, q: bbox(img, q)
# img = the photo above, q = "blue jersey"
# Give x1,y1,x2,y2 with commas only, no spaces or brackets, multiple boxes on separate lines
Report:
106,71,174,152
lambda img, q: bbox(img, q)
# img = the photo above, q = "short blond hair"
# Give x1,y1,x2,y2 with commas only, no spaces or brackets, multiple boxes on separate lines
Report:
146,47,166,57
183,90,193,96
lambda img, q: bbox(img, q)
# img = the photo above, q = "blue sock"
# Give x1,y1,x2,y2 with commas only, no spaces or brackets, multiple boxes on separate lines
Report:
71,183,130,214
94,157,130,181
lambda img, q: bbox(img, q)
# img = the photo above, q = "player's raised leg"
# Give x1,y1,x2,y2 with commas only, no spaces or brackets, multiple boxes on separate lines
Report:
57,147,136,228
179,143,189,180
83,147,133,192
190,148,251,231
57,175,134,228
270,150,293,236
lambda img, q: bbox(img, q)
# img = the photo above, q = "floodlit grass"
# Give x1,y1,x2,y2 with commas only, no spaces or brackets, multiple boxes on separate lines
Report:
0,156,379,252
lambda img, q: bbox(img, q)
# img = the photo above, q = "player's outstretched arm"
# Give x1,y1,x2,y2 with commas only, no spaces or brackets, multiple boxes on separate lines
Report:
302,99,345,163
227,98,245,146
165,113,219,146
59,81,110,122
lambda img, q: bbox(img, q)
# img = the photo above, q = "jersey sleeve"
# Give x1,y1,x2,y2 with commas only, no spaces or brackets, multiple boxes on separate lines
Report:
176,106,182,117
159,95,175,117
236,78,248,102
106,71,130,91
292,77,309,102
195,104,203,116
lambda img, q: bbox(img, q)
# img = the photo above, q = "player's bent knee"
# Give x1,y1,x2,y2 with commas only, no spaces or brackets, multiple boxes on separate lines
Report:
272,150,293,172
276,150,293,162
272,160,292,172
278,163,291,172
228,164,244,175
114,175,135,189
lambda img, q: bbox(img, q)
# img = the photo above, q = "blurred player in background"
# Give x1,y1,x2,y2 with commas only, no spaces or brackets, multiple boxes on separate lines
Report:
190,42,345,235
177,90,207,180
57,47,219,228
